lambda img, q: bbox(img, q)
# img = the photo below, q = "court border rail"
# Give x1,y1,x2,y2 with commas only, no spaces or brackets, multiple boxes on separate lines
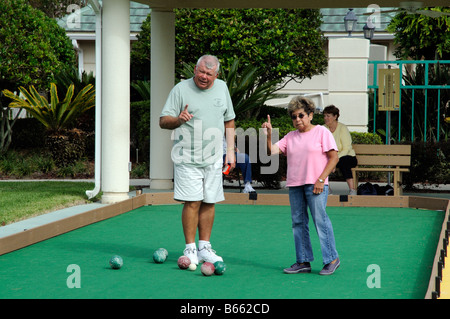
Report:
0,192,448,299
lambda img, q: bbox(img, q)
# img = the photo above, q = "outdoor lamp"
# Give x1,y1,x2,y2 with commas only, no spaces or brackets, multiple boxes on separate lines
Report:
344,8,357,36
363,17,375,40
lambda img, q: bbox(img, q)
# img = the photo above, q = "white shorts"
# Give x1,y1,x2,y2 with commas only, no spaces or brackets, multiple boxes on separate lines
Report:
174,161,224,203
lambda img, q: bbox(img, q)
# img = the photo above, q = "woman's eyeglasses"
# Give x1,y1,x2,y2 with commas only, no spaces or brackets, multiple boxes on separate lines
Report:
291,113,306,120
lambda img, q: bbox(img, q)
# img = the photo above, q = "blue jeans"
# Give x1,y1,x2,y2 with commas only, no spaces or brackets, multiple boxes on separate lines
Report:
288,185,338,265
223,153,252,184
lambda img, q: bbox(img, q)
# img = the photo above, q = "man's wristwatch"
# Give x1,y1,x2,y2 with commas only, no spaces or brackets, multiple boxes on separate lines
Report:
318,178,324,183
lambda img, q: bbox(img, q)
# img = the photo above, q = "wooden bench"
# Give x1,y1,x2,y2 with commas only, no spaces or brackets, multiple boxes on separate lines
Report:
351,144,411,196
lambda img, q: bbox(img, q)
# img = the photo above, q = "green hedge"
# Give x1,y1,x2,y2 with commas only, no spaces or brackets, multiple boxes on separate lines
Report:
351,132,383,145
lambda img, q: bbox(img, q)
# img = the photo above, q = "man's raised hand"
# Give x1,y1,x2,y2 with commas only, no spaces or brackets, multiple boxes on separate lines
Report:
179,105,193,124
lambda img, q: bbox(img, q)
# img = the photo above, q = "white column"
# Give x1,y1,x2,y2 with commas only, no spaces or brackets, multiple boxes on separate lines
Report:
149,10,175,189
368,44,387,87
328,38,370,132
101,0,130,203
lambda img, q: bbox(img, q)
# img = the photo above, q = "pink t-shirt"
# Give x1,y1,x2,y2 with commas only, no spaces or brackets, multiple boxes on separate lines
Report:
276,125,338,187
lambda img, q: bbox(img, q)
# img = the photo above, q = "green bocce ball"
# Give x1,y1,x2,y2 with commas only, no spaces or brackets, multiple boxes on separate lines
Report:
157,248,168,258
153,249,167,264
109,255,123,269
213,261,226,275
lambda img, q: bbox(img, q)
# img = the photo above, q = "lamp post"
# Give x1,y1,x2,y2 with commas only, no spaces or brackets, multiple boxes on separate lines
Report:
344,8,357,37
363,17,375,40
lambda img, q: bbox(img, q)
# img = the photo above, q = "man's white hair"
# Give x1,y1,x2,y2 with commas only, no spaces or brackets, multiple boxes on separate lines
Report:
196,55,220,75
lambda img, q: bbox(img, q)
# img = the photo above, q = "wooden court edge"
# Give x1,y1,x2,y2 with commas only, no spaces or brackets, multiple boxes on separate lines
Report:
0,192,448,299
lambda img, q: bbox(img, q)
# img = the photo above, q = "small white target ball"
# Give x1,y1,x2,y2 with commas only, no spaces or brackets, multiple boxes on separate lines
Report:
188,263,197,271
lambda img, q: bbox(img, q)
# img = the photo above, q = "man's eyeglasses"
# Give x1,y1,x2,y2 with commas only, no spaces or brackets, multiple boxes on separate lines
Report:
291,113,306,120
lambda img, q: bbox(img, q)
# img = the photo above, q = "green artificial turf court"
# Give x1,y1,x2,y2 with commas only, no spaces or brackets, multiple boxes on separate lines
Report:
0,203,444,299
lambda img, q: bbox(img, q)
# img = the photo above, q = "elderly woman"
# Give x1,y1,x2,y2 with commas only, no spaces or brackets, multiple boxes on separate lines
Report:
323,105,358,195
262,96,340,275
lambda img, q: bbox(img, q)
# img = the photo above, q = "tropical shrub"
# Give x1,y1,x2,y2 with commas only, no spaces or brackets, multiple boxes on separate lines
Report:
387,7,450,60
3,83,94,134
54,67,97,158
2,83,95,166
131,80,151,101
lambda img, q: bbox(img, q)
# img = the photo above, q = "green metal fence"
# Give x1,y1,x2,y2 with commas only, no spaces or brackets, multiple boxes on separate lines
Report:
368,60,450,143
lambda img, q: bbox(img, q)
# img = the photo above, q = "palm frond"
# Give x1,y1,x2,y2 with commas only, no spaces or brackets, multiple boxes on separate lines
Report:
2,83,95,133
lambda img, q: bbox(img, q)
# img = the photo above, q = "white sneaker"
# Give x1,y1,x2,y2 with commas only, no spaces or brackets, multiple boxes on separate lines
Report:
197,244,223,263
242,182,255,194
349,189,357,195
183,247,198,265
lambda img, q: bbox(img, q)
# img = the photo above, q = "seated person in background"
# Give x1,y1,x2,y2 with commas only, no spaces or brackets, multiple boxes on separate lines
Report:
323,105,358,195
223,137,256,193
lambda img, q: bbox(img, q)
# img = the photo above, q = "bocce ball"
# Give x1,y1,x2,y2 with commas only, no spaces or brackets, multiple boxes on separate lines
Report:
188,263,197,271
213,261,226,275
177,256,191,269
109,255,123,269
158,248,169,257
153,249,167,264
201,262,215,276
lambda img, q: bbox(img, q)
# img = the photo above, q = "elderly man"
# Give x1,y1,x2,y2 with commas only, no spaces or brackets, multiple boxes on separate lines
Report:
159,55,235,264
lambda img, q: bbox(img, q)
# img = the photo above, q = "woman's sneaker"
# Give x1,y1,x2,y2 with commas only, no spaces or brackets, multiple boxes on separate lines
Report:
197,243,223,263
319,258,340,275
283,262,311,274
243,182,256,194
183,247,198,265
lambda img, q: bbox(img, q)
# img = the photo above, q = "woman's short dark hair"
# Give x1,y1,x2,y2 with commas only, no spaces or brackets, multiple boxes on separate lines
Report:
323,104,340,120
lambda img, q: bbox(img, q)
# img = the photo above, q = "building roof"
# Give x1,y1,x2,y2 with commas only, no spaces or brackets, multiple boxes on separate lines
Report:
57,1,151,33
321,8,396,32
132,0,448,9
57,2,396,34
